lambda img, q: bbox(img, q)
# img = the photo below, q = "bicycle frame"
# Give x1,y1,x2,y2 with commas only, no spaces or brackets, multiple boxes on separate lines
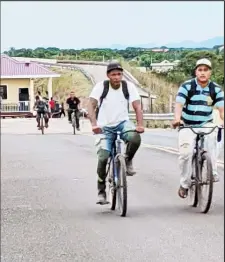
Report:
105,130,134,185
179,125,223,182
111,132,123,185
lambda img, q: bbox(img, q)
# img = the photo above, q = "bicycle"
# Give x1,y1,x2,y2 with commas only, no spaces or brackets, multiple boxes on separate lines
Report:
34,109,46,135
39,112,45,135
99,129,137,217
68,109,78,135
179,124,223,213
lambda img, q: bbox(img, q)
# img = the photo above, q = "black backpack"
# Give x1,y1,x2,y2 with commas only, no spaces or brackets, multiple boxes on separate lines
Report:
95,80,129,119
185,79,217,107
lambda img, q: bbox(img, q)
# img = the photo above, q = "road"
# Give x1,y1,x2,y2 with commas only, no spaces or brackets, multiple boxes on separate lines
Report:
1,119,224,262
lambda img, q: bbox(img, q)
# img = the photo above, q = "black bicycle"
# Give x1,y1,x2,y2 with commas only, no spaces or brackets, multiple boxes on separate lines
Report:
68,109,78,135
101,129,137,217
39,112,45,135
179,124,223,213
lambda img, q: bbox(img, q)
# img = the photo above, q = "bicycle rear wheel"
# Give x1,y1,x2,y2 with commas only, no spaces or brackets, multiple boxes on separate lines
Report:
115,154,127,217
197,152,213,213
189,155,198,207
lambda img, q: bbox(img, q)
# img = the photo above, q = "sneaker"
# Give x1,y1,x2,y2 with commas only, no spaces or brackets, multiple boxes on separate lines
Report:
76,127,80,131
126,160,136,176
45,123,49,128
213,174,220,183
96,192,108,205
68,121,72,124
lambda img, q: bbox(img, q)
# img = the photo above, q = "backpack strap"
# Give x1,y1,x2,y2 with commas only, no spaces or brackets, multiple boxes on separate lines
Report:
185,79,197,107
208,82,217,106
121,80,130,111
95,80,109,120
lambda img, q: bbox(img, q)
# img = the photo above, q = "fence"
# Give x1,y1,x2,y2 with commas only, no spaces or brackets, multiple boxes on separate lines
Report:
0,101,30,112
129,113,174,120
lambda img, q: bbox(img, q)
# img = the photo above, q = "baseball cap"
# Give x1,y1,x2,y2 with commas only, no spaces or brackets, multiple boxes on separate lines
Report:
106,62,123,73
195,58,212,69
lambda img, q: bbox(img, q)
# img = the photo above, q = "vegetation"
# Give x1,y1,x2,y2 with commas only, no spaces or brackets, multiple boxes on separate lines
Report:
4,46,224,113
34,67,92,103
4,46,224,86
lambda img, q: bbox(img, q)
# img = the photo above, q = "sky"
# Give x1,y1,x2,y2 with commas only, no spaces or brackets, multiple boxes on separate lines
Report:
1,1,224,51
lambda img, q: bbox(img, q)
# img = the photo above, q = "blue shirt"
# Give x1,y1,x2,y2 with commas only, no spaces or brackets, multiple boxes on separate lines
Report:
176,78,224,126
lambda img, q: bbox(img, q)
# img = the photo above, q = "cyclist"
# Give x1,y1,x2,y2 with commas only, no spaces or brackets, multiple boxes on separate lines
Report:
33,95,49,129
88,62,144,203
66,91,80,131
172,58,224,198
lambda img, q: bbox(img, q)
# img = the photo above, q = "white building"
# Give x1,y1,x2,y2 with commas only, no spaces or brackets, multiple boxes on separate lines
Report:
151,60,180,73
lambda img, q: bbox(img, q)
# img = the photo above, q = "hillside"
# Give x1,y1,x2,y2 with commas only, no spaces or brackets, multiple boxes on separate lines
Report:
34,67,92,106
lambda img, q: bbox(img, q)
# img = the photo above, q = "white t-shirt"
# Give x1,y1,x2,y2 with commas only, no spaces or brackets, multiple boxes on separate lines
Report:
89,80,140,127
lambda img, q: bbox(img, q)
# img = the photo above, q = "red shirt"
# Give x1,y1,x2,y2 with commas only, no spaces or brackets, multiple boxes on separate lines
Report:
49,100,55,109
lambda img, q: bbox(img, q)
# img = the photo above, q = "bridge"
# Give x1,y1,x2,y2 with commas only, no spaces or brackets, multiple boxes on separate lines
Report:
1,118,224,261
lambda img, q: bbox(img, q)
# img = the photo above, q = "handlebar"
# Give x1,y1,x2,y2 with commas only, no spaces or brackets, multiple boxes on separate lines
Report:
103,129,138,135
179,124,224,136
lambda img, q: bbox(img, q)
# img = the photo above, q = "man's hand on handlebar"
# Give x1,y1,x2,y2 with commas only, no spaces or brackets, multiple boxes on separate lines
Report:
135,125,144,133
92,126,102,134
172,119,182,129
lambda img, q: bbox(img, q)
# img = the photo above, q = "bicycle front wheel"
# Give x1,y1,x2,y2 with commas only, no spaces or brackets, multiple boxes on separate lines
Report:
189,154,198,207
115,154,127,217
72,115,76,135
197,152,213,213
41,115,44,135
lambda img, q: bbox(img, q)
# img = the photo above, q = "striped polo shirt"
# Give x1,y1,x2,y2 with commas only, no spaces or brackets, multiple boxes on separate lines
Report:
176,78,224,126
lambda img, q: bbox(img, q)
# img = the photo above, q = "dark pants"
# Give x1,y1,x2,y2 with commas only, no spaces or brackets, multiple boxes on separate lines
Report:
95,121,141,194
68,109,80,128
60,109,65,117
36,111,49,126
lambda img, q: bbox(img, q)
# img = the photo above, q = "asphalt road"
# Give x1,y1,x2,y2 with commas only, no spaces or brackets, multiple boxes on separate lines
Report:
1,119,224,262
141,129,224,162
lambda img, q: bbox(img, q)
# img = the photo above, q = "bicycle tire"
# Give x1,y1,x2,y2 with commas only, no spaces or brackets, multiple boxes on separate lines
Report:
189,154,198,207
198,152,213,214
115,154,127,217
72,114,76,135
41,115,44,135
110,162,117,210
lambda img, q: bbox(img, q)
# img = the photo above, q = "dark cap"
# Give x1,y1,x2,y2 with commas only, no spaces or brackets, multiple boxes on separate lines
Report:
107,62,123,73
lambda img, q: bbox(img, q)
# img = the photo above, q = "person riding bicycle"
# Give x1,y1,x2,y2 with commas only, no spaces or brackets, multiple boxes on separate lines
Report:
172,58,224,198
88,62,144,203
33,95,49,129
66,91,80,131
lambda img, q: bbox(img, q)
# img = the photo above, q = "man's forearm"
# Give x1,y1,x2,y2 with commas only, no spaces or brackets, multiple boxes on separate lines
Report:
87,98,97,126
174,103,183,120
132,100,143,126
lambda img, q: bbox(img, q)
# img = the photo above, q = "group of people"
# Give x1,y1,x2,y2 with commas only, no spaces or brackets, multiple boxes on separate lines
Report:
33,91,81,130
32,60,224,204
87,60,224,204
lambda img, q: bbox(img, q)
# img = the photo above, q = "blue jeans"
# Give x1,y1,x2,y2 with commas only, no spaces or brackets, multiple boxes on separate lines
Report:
95,120,141,193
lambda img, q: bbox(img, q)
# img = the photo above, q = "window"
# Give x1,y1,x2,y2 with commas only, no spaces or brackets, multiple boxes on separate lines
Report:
0,85,7,99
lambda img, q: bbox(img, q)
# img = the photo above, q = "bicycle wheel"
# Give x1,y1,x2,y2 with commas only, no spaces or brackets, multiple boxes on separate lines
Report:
107,159,117,210
197,152,213,213
72,114,76,135
189,154,198,207
41,115,44,135
115,154,127,217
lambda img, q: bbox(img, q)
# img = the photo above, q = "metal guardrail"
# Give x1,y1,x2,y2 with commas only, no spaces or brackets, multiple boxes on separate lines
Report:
0,101,30,112
129,113,174,120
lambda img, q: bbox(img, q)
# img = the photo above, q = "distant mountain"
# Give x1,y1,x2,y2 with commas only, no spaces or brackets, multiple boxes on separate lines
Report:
108,36,224,49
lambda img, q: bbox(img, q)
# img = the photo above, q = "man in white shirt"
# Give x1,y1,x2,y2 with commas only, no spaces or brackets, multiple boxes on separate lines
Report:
88,62,144,203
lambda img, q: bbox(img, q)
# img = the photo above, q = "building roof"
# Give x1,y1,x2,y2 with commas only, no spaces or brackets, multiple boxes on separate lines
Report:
0,54,60,79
